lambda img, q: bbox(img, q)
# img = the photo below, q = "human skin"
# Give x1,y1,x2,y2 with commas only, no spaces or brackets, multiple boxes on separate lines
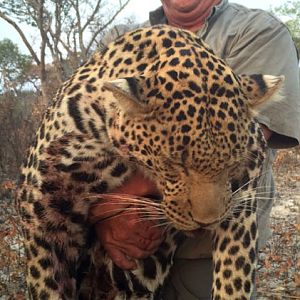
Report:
89,171,164,270
161,0,221,32
89,0,273,270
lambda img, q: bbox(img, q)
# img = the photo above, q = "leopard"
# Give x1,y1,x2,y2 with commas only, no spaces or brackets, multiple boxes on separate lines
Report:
16,24,283,300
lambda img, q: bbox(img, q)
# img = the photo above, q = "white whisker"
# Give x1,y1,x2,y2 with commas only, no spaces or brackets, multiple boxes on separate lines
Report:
151,221,172,228
88,199,162,209
135,217,168,223
101,194,162,205
96,207,165,217
231,170,271,196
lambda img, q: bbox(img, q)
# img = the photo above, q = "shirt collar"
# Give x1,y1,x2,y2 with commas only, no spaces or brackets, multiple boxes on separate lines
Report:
197,0,228,37
149,0,228,32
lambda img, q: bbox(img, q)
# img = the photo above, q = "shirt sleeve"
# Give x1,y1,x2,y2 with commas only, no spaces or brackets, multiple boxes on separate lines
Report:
225,11,300,148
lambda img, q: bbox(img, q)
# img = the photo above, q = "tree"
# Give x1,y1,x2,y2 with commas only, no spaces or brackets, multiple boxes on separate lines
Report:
272,0,300,53
0,39,32,94
0,92,43,178
0,0,131,102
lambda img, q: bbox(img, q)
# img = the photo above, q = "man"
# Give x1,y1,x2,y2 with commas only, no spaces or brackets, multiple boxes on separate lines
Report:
90,0,300,298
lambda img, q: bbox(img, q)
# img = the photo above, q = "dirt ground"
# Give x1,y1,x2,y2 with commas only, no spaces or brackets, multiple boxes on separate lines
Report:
256,148,300,300
0,148,299,300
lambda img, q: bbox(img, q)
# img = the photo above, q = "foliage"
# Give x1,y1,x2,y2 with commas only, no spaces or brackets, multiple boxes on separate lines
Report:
0,39,32,94
272,0,300,53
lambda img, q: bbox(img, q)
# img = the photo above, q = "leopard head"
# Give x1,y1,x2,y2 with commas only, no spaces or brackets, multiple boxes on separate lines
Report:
102,35,283,231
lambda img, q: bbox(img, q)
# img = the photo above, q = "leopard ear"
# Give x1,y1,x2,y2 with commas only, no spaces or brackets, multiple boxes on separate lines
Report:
103,76,153,115
239,74,284,108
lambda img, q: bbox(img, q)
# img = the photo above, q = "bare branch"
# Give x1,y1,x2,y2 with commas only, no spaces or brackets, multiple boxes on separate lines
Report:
86,0,131,54
37,0,46,73
0,11,40,65
48,28,69,54
69,0,86,58
81,0,102,33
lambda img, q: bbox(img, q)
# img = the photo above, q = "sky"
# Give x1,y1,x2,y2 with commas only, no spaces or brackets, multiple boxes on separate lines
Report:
0,0,287,55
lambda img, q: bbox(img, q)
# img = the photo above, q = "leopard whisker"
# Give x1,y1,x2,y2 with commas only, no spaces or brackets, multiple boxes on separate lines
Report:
97,207,162,213
232,185,276,192
230,207,265,214
137,211,166,216
233,191,277,201
96,207,165,217
223,208,276,224
88,202,162,210
94,210,166,223
92,208,164,219
232,185,278,194
234,196,274,202
231,170,270,197
134,217,168,223
87,198,163,208
225,200,271,217
136,215,167,220
162,224,172,234
99,193,163,205
151,221,173,228
135,215,167,221
238,152,260,162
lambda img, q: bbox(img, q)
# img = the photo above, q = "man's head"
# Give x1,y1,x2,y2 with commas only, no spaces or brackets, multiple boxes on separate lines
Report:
161,0,221,32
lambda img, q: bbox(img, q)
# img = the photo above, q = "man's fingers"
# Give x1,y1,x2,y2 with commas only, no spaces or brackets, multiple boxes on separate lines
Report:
133,234,164,251
106,247,137,270
89,199,130,224
136,222,164,240
112,226,163,251
144,237,165,252
116,242,154,259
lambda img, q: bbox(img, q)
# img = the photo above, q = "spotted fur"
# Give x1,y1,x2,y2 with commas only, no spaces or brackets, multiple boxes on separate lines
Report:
16,25,283,299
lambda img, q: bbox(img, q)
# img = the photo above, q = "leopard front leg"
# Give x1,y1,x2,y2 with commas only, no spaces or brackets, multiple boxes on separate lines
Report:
100,227,185,299
212,190,258,300
210,127,267,300
16,133,132,299
17,185,90,300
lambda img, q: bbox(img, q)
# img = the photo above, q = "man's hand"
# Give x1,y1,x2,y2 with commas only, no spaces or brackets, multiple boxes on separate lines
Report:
94,205,164,270
89,171,165,270
260,124,273,141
